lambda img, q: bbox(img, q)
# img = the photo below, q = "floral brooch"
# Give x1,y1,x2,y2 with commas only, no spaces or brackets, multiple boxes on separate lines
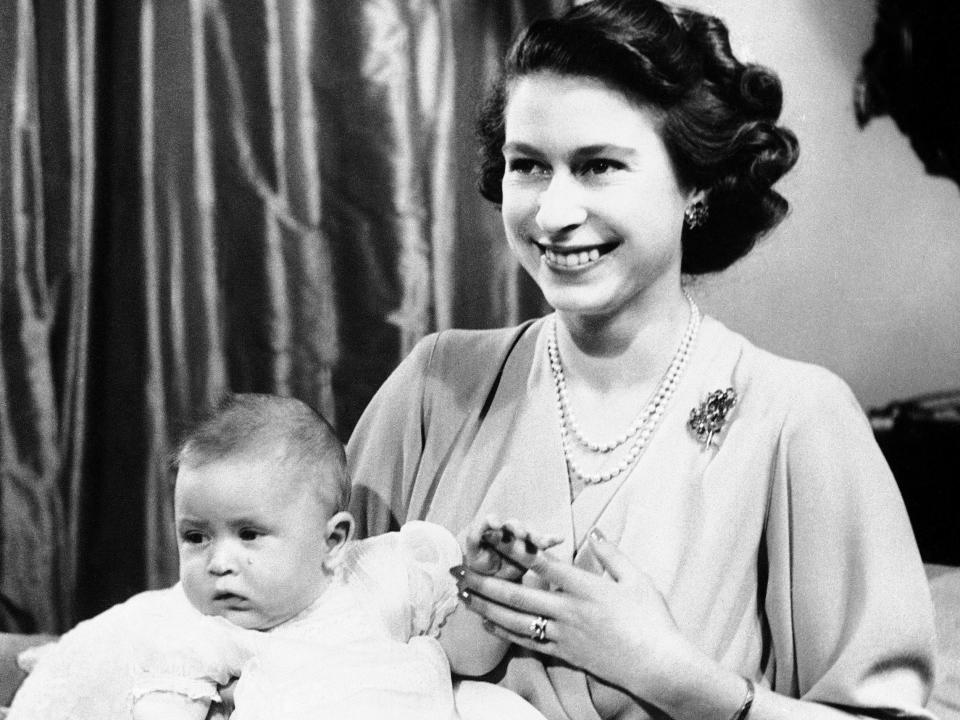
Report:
688,388,738,446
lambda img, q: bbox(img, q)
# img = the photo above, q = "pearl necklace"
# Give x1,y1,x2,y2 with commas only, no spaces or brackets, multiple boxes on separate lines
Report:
547,293,701,485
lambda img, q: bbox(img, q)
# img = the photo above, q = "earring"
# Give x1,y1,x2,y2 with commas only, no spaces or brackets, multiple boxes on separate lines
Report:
684,201,708,229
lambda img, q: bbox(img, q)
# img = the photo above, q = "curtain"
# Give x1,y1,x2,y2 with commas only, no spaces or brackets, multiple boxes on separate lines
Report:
0,0,565,633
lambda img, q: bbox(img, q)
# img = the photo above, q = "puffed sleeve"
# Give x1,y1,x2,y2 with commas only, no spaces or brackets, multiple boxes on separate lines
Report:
347,334,439,539
6,586,259,719
129,594,261,704
395,521,462,638
763,367,937,717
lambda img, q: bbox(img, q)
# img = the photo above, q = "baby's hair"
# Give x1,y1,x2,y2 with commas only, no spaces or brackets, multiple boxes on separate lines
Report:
175,393,350,513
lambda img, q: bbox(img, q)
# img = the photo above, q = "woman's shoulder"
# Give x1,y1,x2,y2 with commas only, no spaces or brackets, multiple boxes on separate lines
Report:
421,318,543,369
410,318,544,410
702,315,862,420
388,319,544,391
357,318,544,421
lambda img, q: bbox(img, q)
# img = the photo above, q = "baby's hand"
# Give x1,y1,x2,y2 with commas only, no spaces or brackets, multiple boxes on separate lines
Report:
463,516,562,581
132,692,211,720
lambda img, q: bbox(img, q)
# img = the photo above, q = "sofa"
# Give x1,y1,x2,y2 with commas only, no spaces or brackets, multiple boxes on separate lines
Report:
927,564,960,718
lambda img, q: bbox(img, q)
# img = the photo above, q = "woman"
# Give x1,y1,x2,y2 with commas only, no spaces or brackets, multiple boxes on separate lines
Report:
347,1,937,718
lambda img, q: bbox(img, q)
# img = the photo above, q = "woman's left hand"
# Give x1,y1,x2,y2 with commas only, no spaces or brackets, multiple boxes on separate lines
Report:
456,530,690,700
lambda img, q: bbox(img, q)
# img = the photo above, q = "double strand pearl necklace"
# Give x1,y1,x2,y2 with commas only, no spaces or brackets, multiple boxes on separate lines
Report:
547,293,701,485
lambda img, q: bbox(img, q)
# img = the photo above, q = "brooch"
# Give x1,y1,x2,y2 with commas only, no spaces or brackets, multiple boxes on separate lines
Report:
688,388,738,446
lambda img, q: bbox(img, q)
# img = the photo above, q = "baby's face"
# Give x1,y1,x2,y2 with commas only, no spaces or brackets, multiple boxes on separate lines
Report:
174,453,332,630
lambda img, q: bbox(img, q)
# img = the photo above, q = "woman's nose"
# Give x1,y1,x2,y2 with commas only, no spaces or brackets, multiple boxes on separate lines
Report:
535,173,587,234
206,541,238,575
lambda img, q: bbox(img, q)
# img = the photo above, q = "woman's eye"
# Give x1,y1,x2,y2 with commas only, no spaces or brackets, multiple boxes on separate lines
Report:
507,158,546,175
580,159,622,175
239,529,262,542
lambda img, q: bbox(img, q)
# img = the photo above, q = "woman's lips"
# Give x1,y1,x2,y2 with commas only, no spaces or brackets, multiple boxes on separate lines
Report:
533,240,618,269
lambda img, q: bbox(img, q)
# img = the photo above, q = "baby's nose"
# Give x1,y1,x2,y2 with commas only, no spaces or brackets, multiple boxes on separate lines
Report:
206,541,239,575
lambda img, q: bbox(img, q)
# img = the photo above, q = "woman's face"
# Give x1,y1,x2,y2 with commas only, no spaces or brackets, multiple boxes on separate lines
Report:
501,72,694,322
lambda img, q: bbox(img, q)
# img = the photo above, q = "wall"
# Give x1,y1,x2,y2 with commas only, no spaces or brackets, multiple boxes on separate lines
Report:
683,0,960,410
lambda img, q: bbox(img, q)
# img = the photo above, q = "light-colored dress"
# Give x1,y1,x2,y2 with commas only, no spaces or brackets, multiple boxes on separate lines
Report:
347,314,938,720
7,521,463,720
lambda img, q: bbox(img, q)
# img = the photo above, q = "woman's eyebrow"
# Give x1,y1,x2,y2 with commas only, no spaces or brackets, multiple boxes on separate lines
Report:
502,141,637,159
570,144,636,160
502,141,541,155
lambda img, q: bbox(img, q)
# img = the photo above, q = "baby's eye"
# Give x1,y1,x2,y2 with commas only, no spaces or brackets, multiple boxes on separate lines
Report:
239,528,263,542
578,159,623,176
181,531,206,545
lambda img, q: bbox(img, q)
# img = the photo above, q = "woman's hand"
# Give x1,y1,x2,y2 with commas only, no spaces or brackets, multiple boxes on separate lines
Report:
457,529,691,704
444,518,561,677
460,531,863,720
462,515,562,581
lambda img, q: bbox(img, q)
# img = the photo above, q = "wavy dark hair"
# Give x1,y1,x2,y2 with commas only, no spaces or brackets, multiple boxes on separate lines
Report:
476,0,799,274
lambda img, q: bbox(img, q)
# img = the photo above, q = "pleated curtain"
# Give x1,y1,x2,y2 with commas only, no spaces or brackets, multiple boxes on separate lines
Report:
0,0,565,633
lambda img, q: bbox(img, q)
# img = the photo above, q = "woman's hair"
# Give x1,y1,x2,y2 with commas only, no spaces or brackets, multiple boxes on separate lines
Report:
477,0,799,274
175,393,350,513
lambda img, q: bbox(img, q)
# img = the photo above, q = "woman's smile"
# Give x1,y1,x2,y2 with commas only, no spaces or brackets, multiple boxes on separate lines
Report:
534,239,620,270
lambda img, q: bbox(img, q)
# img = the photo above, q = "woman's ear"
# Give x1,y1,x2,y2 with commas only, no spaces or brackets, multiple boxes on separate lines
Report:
324,510,356,552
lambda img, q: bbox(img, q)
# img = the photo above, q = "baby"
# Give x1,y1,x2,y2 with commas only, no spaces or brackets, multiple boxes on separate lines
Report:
7,394,550,720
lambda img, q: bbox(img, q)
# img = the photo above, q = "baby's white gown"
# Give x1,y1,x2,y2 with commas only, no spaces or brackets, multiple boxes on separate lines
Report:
7,521,545,720
230,520,462,719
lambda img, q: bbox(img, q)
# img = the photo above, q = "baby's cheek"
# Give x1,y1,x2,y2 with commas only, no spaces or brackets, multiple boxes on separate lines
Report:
177,547,201,572
179,563,208,607
178,554,197,578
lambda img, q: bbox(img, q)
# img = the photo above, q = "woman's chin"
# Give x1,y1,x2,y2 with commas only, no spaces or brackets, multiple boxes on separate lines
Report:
541,289,619,320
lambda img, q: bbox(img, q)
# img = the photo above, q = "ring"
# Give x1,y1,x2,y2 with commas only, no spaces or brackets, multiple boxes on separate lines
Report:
528,615,548,643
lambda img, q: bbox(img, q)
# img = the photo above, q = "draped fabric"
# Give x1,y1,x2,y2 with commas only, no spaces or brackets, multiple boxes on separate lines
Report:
0,0,564,633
